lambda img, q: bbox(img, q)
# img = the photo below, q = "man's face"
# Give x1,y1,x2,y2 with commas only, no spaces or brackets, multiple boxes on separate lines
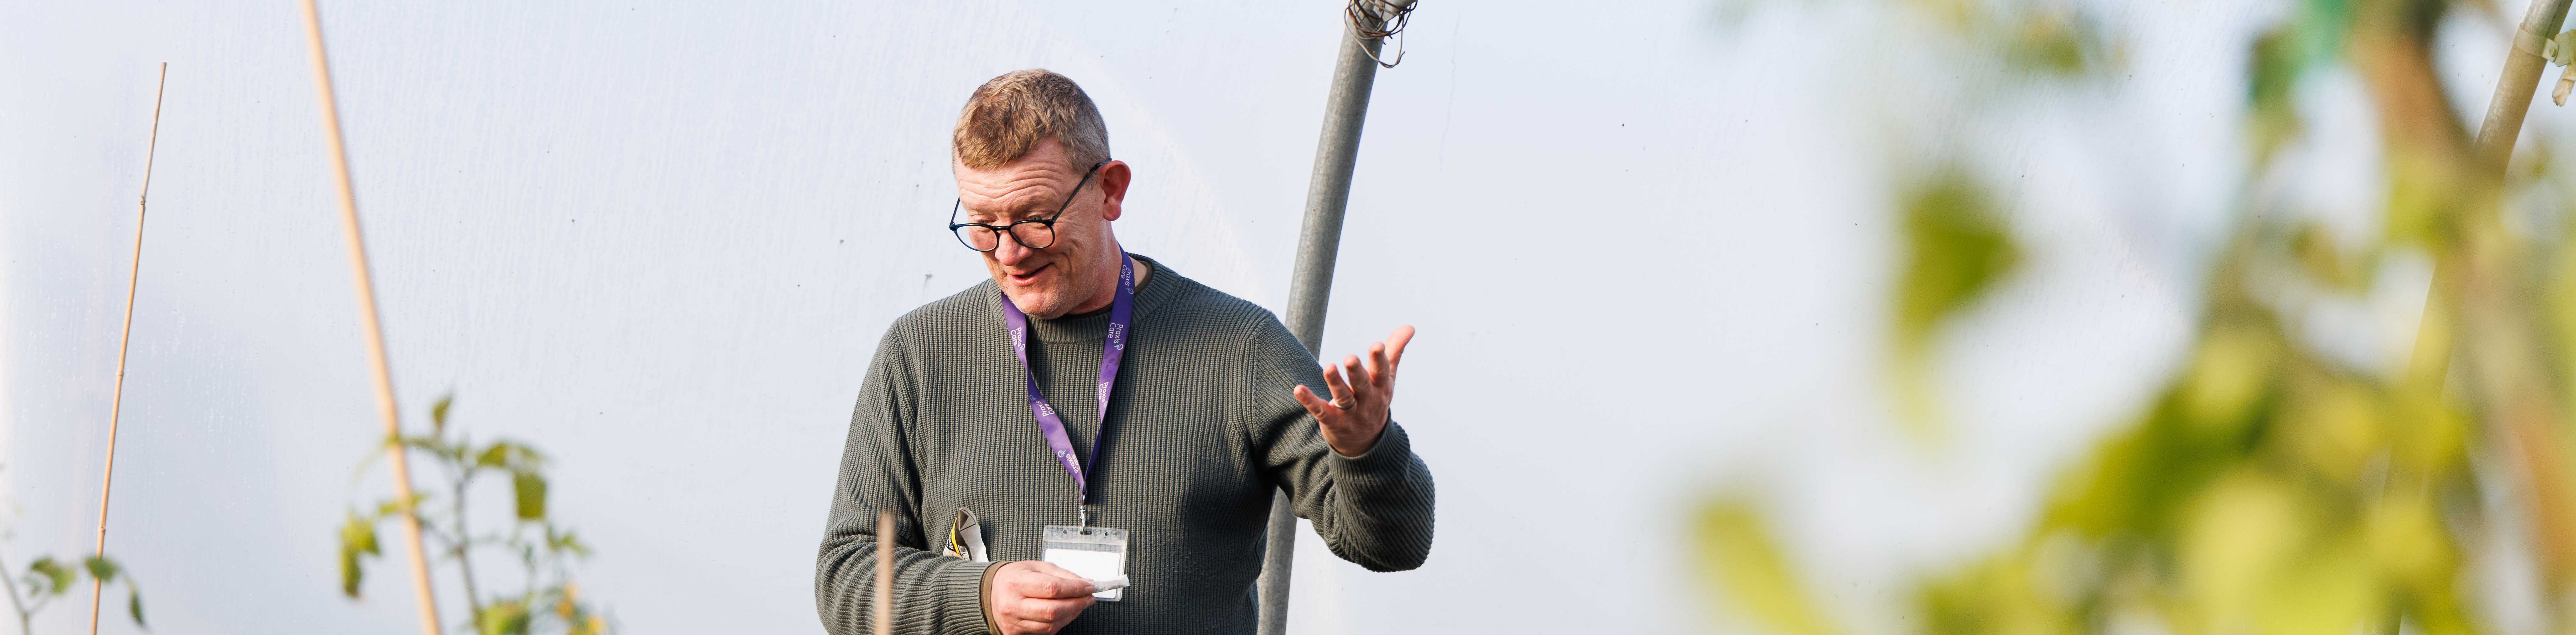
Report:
954,139,1129,319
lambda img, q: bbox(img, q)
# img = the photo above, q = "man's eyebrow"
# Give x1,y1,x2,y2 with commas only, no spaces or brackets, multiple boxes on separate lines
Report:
962,190,1061,222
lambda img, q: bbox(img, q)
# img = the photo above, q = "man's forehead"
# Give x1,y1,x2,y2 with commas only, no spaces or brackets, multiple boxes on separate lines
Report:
957,162,1080,213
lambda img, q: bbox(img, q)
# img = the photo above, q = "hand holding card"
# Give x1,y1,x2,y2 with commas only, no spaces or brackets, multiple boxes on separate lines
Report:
987,560,1095,635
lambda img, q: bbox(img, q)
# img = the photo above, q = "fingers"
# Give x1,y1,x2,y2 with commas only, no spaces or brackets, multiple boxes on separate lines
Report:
991,561,1097,635
1013,596,1092,621
1045,577,1096,599
1325,357,1361,406
999,601,1082,635
1004,563,1098,599
1367,342,1391,390
1029,575,1097,599
998,600,1085,634
1350,355,1370,398
1297,326,1418,424
1023,560,1083,580
1384,325,1415,373
1292,384,1338,418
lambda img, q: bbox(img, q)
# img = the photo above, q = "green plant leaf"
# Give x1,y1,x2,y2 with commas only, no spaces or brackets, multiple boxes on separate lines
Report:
478,599,531,635
431,394,454,435
478,441,546,472
29,557,73,595
547,526,592,558
477,441,511,468
128,589,145,628
1995,5,2107,77
338,548,363,598
514,471,548,520
339,511,380,598
1888,169,2021,438
2290,222,2364,290
345,513,382,555
1693,499,1840,635
2179,323,2280,437
1913,543,2071,635
400,433,453,458
1894,171,2020,356
83,555,120,583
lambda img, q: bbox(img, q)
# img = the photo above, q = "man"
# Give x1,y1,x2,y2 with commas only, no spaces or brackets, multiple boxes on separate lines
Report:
815,69,1436,635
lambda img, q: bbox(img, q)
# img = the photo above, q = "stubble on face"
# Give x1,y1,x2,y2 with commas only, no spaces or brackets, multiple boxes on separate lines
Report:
954,140,1115,319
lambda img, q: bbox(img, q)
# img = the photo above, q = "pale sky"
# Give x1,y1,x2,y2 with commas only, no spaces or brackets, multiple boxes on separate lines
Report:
0,0,2535,633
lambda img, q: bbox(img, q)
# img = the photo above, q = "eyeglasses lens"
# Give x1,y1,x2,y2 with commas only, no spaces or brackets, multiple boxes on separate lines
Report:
1008,223,1055,250
953,223,1056,252
955,225,1000,251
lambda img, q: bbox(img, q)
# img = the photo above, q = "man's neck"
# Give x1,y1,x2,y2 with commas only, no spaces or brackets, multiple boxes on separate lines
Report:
1056,254,1150,319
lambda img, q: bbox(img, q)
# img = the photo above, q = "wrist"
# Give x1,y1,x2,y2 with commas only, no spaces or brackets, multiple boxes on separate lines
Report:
980,560,1011,635
1327,422,1388,458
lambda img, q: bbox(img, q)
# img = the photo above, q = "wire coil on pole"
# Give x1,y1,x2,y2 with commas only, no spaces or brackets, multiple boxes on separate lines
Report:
1348,0,1416,68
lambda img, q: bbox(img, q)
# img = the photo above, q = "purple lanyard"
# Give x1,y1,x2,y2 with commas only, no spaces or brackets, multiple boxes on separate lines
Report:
997,253,1135,511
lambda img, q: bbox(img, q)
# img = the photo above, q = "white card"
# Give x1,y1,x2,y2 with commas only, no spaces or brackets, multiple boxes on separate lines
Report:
1041,525,1129,601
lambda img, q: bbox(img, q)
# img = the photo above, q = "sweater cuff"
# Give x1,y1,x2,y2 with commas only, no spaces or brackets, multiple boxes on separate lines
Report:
979,561,1007,635
931,559,997,635
1326,421,1413,476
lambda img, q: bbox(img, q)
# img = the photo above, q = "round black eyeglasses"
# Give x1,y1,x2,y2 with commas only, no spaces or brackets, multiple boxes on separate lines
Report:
947,161,1109,252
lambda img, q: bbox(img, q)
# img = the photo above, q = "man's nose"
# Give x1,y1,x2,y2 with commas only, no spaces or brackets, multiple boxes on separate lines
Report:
991,230,1035,264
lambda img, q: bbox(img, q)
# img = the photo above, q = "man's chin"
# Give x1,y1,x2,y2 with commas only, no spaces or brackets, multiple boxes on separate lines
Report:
999,288,1062,318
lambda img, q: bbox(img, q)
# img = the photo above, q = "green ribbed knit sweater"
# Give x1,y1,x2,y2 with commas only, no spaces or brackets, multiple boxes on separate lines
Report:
814,256,1436,635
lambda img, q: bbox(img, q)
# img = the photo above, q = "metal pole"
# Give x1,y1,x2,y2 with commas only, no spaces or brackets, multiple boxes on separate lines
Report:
1258,3,1413,633
297,2,445,633
89,62,165,635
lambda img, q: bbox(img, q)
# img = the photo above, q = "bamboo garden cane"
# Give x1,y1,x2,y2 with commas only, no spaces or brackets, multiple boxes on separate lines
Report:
86,62,164,635
875,511,895,635
296,2,444,633
2411,0,2573,393
2400,0,2576,602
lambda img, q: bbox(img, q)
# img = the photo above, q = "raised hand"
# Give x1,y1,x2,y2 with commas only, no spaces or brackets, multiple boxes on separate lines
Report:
988,560,1097,635
1292,326,1415,457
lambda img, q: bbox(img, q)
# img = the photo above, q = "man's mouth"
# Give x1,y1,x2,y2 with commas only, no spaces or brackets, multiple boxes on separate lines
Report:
1007,263,1052,285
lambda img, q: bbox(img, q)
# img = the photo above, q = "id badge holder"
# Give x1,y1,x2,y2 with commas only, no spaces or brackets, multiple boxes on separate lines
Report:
1041,525,1129,601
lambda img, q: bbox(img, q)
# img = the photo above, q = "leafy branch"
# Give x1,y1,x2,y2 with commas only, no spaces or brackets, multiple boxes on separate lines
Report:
1699,0,2572,632
341,395,608,635
0,462,144,635
0,553,144,635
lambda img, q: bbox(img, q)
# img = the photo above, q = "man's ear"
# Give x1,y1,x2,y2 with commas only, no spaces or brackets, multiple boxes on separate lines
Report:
1097,160,1132,222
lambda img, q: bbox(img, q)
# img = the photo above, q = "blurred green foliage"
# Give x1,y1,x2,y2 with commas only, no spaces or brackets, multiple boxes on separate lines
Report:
1893,173,2019,354
0,464,144,635
1724,0,2110,439
341,395,608,635
1701,0,2576,632
0,553,145,635
1714,0,2116,79
1892,171,2022,436
1918,0,2111,77
1698,500,1846,635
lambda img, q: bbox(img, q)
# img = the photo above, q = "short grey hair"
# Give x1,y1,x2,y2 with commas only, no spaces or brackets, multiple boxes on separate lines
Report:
952,69,1111,171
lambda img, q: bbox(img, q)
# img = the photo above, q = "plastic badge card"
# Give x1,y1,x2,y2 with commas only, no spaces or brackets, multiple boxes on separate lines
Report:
1041,525,1129,601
